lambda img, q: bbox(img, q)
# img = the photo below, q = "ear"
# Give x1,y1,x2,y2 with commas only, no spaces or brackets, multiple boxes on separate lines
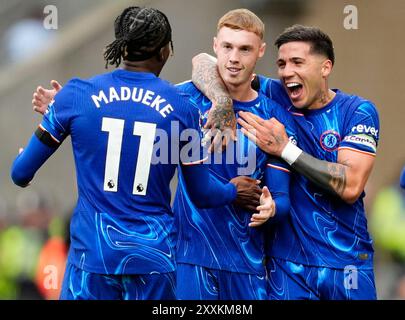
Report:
213,37,218,55
258,42,266,59
158,47,165,61
321,59,333,78
158,45,170,62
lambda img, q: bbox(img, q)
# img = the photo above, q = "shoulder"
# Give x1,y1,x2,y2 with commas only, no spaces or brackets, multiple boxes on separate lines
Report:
152,79,201,117
59,74,107,96
259,94,292,120
53,78,85,103
338,90,379,118
175,80,202,97
255,75,280,92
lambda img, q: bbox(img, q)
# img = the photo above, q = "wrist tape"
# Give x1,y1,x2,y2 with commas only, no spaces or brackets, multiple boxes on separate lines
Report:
281,141,302,165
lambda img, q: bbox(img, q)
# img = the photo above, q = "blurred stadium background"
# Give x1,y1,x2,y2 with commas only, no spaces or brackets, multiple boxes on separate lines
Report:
0,0,404,299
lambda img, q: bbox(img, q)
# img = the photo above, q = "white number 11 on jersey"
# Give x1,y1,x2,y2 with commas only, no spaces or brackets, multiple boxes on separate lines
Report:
101,117,156,196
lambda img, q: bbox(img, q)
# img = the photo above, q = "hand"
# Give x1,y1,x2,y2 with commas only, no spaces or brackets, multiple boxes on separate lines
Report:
230,176,261,212
204,99,237,153
237,112,289,157
249,186,275,227
32,80,62,115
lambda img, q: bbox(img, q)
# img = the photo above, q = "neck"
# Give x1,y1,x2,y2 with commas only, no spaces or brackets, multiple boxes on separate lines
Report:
309,82,336,110
123,60,162,76
314,89,335,109
226,80,258,102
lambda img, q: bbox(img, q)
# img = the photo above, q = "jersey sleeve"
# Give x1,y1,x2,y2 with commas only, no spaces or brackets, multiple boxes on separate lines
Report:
178,97,208,166
11,133,57,187
40,79,79,143
178,97,236,208
264,159,291,224
339,101,380,156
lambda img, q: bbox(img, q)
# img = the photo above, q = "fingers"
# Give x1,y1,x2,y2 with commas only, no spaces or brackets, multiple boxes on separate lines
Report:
210,130,223,153
32,84,55,114
251,213,269,221
239,111,265,127
249,212,269,227
51,80,62,91
223,127,237,143
204,117,213,130
32,95,48,115
240,127,257,145
256,199,274,212
37,86,51,99
207,127,237,153
261,186,272,199
249,221,264,227
256,204,274,211
269,117,282,126
18,147,24,155
33,91,50,104
237,116,254,131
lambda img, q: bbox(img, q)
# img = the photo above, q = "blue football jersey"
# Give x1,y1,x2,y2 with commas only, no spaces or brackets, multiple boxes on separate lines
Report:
40,70,207,275
173,81,297,275
258,76,380,269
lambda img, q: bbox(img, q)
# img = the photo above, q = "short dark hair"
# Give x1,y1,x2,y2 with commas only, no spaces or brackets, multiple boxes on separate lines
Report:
104,6,173,68
274,25,335,65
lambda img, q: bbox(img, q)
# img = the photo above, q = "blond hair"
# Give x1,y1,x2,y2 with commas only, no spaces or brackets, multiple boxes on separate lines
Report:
217,9,264,39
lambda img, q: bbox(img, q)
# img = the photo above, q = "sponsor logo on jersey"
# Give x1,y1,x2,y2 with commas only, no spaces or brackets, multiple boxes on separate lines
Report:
350,124,378,138
343,134,377,152
320,130,341,152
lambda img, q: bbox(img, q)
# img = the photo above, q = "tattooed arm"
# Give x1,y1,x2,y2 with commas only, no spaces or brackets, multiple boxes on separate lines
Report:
192,53,236,151
291,150,374,203
237,112,375,204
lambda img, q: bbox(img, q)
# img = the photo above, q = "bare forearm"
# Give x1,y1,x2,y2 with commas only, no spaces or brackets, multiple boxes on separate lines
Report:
192,54,234,129
192,53,231,105
292,152,347,199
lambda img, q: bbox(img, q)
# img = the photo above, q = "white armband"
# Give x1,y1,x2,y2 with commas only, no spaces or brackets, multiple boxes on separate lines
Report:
281,141,303,165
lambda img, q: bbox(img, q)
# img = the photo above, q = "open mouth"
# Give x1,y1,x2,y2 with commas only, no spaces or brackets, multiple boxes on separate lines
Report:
227,67,242,75
285,82,303,100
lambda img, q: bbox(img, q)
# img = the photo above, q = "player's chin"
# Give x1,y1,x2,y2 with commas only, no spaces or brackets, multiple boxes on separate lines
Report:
290,98,307,109
225,76,247,88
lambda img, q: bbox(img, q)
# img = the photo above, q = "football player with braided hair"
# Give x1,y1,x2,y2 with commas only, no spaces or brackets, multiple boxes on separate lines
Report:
12,6,267,300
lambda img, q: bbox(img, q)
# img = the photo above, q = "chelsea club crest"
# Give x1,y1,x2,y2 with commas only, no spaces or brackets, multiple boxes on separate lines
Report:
320,130,340,152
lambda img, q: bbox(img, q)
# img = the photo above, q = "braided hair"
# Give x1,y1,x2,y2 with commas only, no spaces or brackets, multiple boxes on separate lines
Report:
104,6,173,68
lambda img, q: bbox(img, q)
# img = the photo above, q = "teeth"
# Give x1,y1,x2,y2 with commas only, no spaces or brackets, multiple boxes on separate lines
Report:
286,83,301,88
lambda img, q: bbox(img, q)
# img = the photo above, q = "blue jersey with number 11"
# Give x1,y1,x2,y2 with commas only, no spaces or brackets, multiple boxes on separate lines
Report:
40,70,206,275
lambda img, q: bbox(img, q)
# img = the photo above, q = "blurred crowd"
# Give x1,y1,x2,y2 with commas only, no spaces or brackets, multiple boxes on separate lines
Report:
0,191,68,300
370,165,405,300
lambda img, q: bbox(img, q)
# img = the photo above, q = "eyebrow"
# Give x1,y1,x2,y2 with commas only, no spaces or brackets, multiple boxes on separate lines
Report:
221,41,254,50
291,57,305,62
277,57,305,64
